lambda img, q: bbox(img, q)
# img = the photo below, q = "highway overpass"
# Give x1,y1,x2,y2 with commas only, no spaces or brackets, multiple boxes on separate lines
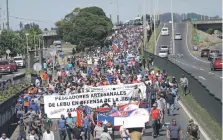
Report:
183,18,222,32
43,30,61,47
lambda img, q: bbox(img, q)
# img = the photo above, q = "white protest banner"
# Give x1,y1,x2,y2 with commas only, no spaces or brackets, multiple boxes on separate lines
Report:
84,83,147,97
44,89,145,118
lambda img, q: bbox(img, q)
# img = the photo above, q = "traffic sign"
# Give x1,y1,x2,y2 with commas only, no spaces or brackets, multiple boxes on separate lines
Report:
33,63,42,72
191,18,198,21
193,36,200,41
6,49,11,54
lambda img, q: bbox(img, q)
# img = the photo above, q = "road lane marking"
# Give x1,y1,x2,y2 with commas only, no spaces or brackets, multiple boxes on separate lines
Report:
220,76,223,79
192,66,197,68
155,23,165,55
185,23,210,64
200,68,204,71
178,101,211,140
208,72,214,74
198,76,206,80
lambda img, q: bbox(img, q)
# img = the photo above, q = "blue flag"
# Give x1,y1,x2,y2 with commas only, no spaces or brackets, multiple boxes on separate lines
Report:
98,115,114,125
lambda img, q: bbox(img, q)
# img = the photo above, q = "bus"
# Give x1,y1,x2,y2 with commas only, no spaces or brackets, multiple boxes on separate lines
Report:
53,40,62,52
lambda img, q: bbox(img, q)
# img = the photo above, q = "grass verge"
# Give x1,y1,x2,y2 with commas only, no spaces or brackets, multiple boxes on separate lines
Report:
147,25,163,54
0,82,30,103
153,67,222,140
178,88,222,140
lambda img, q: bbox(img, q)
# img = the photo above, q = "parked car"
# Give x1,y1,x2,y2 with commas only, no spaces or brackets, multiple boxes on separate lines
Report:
174,33,182,40
211,55,222,71
158,50,168,58
9,60,17,72
200,49,210,57
0,60,16,73
208,50,220,61
160,45,169,54
14,56,25,68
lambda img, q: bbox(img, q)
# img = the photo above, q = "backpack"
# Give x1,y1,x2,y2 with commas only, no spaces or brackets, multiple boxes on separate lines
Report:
189,124,199,136
191,124,199,132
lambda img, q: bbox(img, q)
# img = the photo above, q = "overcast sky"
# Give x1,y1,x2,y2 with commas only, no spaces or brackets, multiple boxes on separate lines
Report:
0,0,222,30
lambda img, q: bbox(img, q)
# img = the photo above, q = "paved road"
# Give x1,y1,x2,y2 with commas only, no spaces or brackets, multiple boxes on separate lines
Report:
156,23,222,100
0,68,25,81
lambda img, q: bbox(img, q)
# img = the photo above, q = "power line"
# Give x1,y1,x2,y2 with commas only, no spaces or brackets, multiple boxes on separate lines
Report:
9,15,53,23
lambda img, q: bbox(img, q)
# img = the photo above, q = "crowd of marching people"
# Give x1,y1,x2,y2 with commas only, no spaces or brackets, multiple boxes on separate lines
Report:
3,26,201,140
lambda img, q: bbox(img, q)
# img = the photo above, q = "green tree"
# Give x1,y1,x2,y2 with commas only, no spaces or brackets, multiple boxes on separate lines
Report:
0,30,25,57
56,6,113,50
207,28,214,34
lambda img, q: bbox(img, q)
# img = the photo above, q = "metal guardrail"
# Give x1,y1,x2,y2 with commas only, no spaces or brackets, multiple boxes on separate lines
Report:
144,51,222,125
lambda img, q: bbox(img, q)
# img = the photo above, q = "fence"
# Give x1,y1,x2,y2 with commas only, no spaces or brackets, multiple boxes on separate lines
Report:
144,51,222,125
0,73,28,136
0,73,26,92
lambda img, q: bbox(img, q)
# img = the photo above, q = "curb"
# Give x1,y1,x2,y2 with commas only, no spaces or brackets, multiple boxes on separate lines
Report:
178,100,211,140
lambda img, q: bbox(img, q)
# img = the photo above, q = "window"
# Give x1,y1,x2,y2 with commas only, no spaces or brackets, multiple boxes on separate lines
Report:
161,46,168,48
0,61,9,65
14,57,22,61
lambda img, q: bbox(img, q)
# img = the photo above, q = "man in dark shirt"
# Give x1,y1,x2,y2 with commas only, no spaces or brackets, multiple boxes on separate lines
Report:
166,119,183,140
165,91,175,116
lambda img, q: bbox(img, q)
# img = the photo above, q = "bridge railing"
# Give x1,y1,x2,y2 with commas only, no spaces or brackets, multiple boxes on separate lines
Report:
144,51,222,125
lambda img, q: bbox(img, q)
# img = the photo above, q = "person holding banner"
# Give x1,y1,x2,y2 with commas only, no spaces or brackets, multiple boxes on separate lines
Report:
66,112,77,140
119,122,130,140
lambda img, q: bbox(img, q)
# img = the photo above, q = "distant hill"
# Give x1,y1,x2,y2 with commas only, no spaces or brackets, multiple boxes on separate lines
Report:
159,13,221,22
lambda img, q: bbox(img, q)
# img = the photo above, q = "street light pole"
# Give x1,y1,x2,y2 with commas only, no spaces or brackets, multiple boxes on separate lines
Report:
171,0,175,56
34,34,36,57
116,0,119,24
25,33,29,68
153,0,157,54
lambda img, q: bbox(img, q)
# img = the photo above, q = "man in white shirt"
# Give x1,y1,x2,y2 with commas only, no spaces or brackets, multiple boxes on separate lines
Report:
94,122,104,140
119,122,130,140
43,129,54,140
156,94,166,126
0,133,10,140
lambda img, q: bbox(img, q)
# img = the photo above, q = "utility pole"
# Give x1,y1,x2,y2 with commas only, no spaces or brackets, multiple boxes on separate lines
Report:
153,0,157,54
171,0,175,57
116,0,119,24
6,0,9,30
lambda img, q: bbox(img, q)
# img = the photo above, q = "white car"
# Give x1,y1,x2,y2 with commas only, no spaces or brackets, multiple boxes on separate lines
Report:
161,27,169,36
158,50,168,58
160,45,169,54
175,33,182,40
14,56,25,68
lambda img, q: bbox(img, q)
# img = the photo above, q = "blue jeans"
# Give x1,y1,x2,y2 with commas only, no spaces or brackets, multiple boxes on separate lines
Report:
83,126,91,140
166,103,174,115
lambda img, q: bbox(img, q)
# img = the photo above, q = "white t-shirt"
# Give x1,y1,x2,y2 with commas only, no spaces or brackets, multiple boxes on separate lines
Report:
35,79,40,87
157,98,166,111
100,132,112,140
94,126,104,139
66,88,71,95
43,131,54,140
119,125,129,137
